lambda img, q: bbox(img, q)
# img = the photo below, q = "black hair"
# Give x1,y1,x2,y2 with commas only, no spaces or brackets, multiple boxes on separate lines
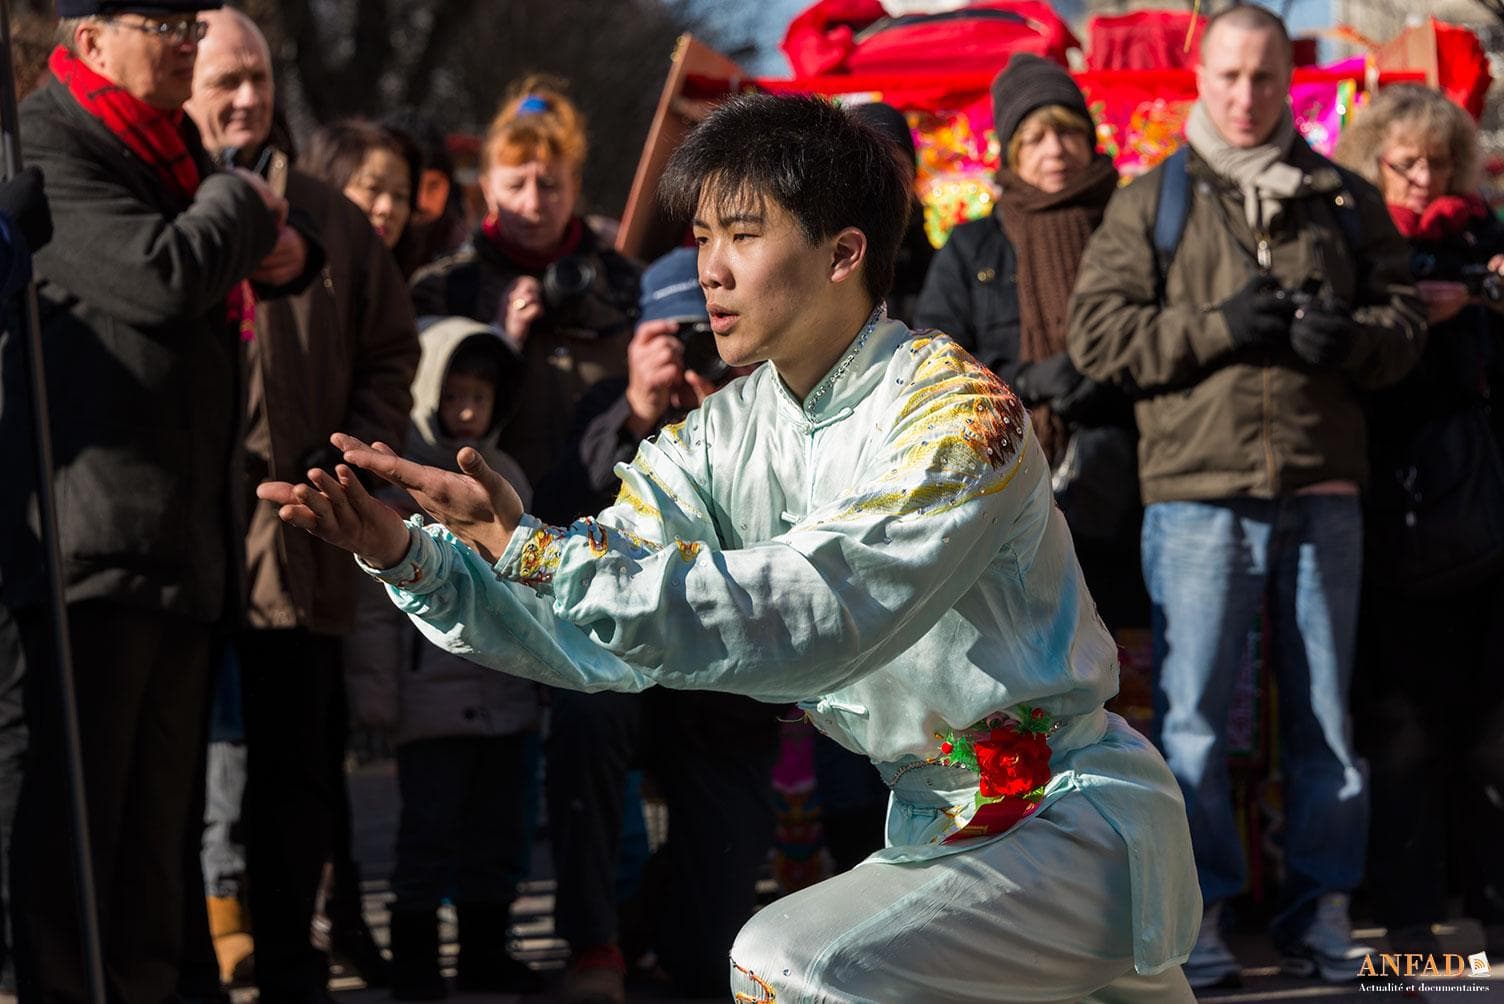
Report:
660,94,911,304
446,337,504,392
301,119,422,211
384,109,455,182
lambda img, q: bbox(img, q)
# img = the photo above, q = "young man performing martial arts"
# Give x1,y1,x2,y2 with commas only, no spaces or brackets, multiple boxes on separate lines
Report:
261,94,1201,1003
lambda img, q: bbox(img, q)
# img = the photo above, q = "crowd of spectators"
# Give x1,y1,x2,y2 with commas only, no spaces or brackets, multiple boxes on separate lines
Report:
0,0,1499,1001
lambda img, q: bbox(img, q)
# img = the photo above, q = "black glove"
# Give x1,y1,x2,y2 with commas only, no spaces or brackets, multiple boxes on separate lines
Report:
1218,274,1296,350
1052,375,1134,428
0,166,52,253
1013,353,1083,405
1289,303,1358,369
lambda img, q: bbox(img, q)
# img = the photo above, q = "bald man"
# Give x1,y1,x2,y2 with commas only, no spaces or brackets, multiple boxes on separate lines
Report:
182,9,419,999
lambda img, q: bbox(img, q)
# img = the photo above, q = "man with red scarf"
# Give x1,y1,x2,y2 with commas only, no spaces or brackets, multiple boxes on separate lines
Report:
2,2,320,998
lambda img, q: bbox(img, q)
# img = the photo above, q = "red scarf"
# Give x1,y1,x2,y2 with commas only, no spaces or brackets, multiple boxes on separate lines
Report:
1388,194,1488,241
481,215,584,270
49,46,256,340
49,46,200,201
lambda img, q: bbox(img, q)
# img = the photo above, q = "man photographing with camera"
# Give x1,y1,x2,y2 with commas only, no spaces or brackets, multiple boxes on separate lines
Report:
526,246,774,1004
1068,4,1424,989
620,250,733,440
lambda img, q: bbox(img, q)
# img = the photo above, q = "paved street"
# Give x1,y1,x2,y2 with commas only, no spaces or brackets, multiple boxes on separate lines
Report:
2,756,1496,1003
324,760,1504,1004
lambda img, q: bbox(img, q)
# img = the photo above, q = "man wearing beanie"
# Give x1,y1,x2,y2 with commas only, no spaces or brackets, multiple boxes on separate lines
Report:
1070,4,1422,989
849,101,933,325
1,3,320,997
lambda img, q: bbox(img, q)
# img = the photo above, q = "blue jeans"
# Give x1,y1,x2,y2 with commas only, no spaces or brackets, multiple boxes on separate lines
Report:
1142,497,1368,943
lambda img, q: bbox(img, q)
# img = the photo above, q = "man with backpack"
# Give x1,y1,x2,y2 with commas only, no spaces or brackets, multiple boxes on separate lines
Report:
1067,4,1423,990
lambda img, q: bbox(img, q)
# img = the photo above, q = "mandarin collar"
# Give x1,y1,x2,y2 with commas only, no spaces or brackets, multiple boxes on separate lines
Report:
771,305,903,426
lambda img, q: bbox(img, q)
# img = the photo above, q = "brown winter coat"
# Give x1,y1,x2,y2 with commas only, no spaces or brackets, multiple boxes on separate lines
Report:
1067,141,1425,504
243,167,419,634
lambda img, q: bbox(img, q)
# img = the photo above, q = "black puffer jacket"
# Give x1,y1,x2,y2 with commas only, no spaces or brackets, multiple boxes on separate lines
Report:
1,82,283,622
913,216,1021,381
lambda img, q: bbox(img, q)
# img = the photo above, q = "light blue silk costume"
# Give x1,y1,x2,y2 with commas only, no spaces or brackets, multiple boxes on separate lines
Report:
363,310,1200,999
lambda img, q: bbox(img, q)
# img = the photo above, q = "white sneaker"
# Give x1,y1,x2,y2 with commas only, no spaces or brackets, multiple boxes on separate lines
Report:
1184,901,1242,989
1280,893,1376,983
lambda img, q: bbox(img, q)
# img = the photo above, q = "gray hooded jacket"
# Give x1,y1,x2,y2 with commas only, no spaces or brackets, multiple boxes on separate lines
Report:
344,319,538,744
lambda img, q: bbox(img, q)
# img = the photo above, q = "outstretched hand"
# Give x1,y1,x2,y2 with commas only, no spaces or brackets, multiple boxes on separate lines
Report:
256,463,412,568
330,433,525,564
258,434,527,568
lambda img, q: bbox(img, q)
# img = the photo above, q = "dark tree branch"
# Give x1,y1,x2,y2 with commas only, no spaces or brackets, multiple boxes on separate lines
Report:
396,0,486,110
340,0,392,113
283,0,338,122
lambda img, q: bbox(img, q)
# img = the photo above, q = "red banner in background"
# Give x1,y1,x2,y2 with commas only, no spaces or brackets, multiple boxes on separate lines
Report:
749,63,1368,248
781,0,1078,78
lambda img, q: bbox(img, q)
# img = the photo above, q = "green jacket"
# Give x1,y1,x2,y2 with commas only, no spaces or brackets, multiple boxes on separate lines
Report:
1067,141,1424,504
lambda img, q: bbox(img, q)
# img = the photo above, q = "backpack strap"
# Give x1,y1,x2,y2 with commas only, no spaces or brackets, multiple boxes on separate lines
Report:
1152,146,1192,290
1152,147,1366,292
1328,164,1365,255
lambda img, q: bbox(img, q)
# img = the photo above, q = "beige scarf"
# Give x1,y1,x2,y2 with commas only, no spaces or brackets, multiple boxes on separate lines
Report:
1183,101,1303,229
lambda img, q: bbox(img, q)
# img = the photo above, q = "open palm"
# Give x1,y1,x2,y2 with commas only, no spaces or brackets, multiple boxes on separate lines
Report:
258,433,526,567
332,433,524,564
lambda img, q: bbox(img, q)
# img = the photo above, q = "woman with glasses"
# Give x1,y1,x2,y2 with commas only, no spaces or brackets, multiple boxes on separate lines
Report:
1334,83,1504,961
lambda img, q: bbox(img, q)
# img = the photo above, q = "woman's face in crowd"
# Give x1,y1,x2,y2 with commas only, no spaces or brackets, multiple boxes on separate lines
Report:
1379,126,1453,215
1012,111,1094,194
482,158,580,253
344,148,412,249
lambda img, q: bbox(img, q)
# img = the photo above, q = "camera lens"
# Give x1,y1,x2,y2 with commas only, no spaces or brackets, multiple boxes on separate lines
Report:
543,256,596,309
680,322,728,382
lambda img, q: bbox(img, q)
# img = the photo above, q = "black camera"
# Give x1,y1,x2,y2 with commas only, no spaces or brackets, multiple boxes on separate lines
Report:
1272,275,1331,311
1411,251,1504,303
542,254,596,307
540,254,638,337
676,320,728,382
1460,263,1503,303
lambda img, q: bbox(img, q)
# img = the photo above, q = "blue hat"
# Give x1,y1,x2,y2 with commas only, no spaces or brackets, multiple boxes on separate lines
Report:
638,247,706,324
57,1,222,15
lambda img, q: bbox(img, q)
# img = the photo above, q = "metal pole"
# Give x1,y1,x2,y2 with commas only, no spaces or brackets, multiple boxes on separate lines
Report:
0,4,107,1000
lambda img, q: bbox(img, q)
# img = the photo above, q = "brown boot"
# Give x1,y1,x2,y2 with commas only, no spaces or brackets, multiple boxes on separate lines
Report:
206,894,255,986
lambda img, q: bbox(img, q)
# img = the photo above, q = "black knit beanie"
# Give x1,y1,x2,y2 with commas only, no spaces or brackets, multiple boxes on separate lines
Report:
851,101,916,165
989,53,1091,147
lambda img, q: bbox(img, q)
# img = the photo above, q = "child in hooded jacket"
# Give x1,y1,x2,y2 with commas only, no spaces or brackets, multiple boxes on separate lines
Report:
345,318,540,997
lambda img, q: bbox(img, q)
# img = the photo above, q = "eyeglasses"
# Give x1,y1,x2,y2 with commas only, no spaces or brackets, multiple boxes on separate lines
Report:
1381,156,1452,183
106,15,208,45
